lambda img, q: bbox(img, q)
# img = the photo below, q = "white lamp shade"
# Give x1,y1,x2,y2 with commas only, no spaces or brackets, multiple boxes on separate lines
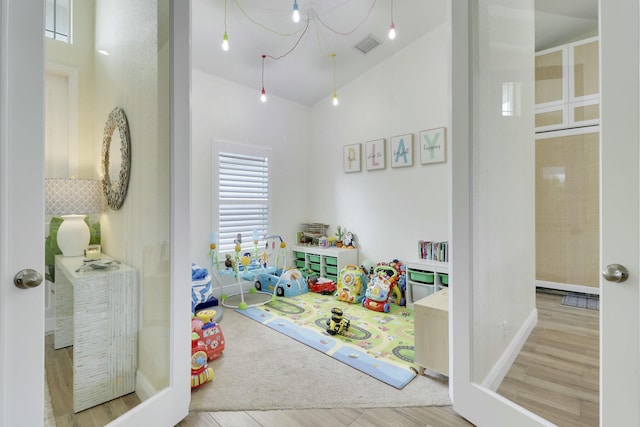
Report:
57,215,90,257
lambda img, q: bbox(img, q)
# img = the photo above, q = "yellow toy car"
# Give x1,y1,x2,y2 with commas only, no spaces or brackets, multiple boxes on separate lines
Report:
325,307,351,335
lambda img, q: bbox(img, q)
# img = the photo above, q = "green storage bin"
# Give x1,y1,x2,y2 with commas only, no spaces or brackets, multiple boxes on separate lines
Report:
310,262,321,272
325,257,338,266
326,266,337,275
295,260,306,268
439,273,449,285
309,254,321,263
409,270,434,284
293,251,305,260
326,274,337,282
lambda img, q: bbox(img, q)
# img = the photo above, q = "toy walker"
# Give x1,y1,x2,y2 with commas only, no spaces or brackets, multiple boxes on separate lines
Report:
335,264,367,304
362,265,403,313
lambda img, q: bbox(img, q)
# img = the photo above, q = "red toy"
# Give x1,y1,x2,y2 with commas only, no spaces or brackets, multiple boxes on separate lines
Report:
191,332,214,389
308,277,337,295
193,310,225,361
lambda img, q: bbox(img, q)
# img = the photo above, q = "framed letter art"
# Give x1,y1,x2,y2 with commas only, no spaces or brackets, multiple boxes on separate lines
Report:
343,143,361,173
420,127,446,164
390,134,413,168
365,139,386,171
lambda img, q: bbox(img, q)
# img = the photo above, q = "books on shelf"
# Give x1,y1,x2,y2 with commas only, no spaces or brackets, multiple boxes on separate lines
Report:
418,240,448,262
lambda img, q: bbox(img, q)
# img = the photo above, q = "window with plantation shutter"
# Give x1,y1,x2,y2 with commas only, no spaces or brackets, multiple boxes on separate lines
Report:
217,145,270,254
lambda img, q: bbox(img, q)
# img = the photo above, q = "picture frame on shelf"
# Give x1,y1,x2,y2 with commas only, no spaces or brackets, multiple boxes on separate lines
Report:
343,143,361,173
365,139,386,171
390,134,413,168
420,127,446,165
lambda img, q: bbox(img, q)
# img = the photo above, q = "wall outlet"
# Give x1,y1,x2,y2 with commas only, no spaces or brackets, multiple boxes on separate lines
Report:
502,320,509,338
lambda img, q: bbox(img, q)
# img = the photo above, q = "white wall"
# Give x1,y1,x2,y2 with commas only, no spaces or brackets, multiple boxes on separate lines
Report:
309,23,450,264
191,23,449,270
190,71,311,270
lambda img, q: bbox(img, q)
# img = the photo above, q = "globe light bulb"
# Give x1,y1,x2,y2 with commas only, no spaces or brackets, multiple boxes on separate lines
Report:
332,93,339,106
260,88,267,103
292,1,300,23
388,23,396,40
221,32,229,51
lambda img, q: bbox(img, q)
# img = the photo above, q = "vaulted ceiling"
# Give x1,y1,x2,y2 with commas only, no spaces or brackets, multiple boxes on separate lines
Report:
192,0,598,106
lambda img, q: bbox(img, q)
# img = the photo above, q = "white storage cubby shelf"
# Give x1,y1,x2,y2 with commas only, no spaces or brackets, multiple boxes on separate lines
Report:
291,245,358,283
405,259,449,308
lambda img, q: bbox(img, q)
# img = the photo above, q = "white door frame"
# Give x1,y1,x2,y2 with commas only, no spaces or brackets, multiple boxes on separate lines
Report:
0,1,192,426
449,0,552,425
108,1,192,425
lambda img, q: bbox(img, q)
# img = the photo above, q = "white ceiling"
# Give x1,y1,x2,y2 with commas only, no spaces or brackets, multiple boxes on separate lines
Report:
192,0,598,107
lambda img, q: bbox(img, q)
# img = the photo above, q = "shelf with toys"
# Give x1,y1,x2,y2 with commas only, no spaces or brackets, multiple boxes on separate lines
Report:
405,240,449,308
291,245,358,283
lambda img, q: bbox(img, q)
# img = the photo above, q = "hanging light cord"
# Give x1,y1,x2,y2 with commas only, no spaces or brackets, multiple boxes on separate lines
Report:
332,53,337,93
224,0,228,33
264,18,310,60
390,0,394,25
261,54,266,88
315,0,376,36
232,0,305,37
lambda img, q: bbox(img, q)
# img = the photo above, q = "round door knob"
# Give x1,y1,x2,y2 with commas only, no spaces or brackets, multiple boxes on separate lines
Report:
13,269,43,289
602,263,629,283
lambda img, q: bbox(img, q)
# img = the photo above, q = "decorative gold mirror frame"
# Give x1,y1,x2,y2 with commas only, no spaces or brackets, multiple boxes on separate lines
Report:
101,107,131,210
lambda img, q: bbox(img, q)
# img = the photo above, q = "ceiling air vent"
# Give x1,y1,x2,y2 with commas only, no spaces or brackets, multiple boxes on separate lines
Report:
354,34,381,54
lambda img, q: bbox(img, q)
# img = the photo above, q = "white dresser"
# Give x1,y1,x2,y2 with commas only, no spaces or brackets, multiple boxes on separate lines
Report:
54,255,138,413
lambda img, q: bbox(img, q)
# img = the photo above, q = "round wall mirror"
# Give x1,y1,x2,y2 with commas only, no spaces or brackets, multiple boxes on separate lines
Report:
101,107,131,210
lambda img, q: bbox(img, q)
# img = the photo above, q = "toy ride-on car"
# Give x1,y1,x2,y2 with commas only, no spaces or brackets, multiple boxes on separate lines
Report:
254,268,308,297
326,307,350,335
308,276,337,294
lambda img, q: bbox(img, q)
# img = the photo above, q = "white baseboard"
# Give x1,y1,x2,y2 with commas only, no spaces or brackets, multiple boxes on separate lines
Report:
135,370,158,402
481,308,538,391
536,280,600,295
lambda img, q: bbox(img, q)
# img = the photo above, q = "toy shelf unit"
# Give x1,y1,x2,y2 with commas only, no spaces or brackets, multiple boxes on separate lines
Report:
297,223,330,246
291,245,358,283
406,240,449,308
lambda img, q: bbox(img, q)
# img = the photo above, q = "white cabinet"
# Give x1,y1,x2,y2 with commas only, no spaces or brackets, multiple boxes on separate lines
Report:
414,289,449,376
291,245,358,282
55,255,138,412
405,259,448,308
535,37,599,132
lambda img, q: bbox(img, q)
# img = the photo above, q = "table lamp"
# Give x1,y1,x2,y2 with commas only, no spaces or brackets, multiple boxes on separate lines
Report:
45,178,103,256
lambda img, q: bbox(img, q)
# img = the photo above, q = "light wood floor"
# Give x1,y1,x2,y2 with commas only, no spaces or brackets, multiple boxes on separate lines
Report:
44,334,141,426
497,290,599,427
45,289,598,426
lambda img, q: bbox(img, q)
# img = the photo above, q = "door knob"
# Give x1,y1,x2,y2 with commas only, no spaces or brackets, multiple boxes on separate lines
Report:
602,263,629,283
13,269,43,289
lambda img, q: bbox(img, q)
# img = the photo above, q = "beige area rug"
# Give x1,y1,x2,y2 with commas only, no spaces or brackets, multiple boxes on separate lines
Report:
190,295,451,411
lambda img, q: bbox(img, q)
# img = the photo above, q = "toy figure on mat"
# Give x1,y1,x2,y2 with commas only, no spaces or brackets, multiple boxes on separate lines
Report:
326,307,351,335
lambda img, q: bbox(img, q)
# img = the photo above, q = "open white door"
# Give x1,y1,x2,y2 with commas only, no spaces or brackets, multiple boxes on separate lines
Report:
599,0,640,424
0,1,191,426
0,1,46,426
450,1,640,426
